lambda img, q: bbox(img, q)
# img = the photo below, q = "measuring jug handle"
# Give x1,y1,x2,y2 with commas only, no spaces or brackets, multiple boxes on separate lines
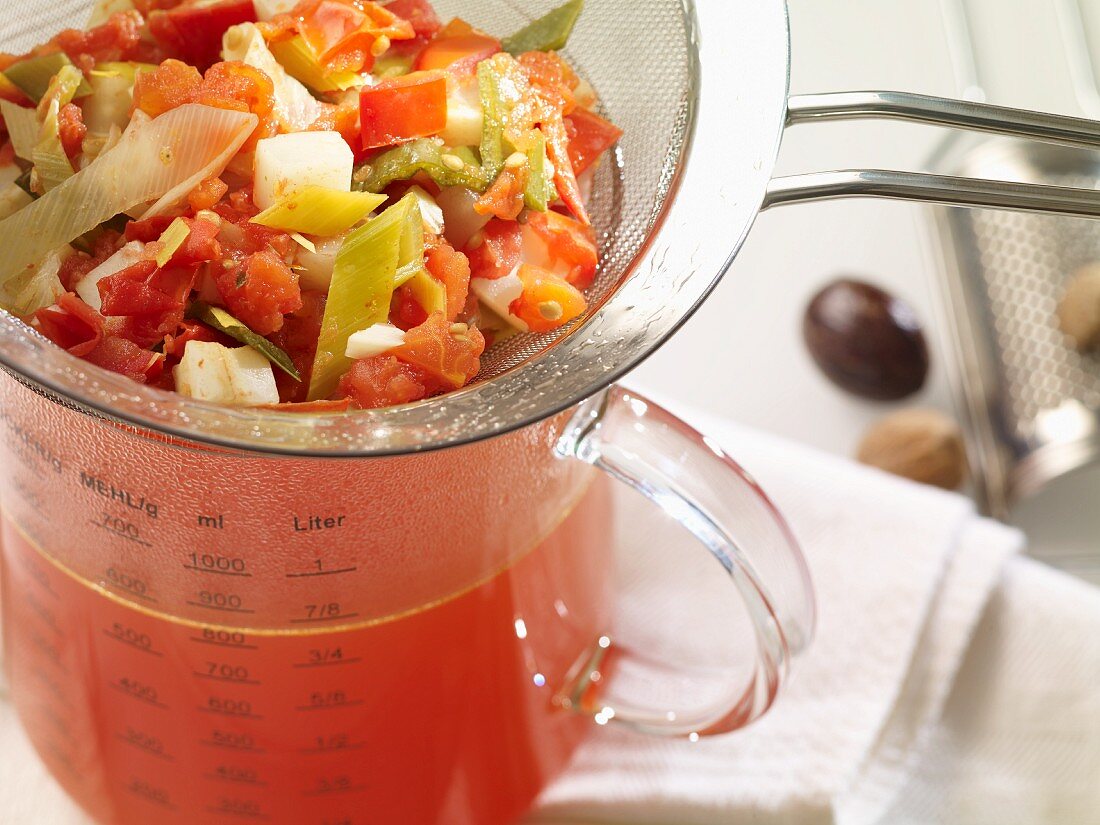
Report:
555,387,815,736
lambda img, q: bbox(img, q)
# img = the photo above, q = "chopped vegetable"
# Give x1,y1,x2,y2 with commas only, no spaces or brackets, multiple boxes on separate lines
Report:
566,107,622,175
251,185,386,236
406,185,444,234
359,71,448,149
189,302,301,379
221,23,323,132
508,263,586,332
0,247,68,317
254,0,298,21
174,340,280,406
83,62,153,135
295,235,345,290
0,183,32,221
501,0,584,55
436,185,490,248
0,104,257,293
414,31,500,74
357,137,489,193
268,36,364,93
345,322,406,359
1,100,39,161
523,130,553,212
470,271,526,331
439,79,484,147
148,0,259,70
2,53,91,104
253,131,354,210
73,240,145,310
153,217,191,266
308,193,420,400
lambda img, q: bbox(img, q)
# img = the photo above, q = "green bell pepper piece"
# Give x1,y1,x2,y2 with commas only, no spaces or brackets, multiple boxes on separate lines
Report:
4,52,91,103
356,139,490,194
502,0,584,55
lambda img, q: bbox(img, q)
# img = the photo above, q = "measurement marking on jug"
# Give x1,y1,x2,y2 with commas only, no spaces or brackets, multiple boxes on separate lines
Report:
115,729,175,761
105,567,157,603
186,591,256,614
292,652,362,669
109,678,169,709
201,731,266,753
124,779,176,810
103,625,164,657
189,629,259,650
203,802,271,821
297,736,367,755
289,603,359,624
184,552,252,578
195,661,260,685
294,692,364,712
301,777,367,797
198,697,264,720
203,767,269,787
90,516,152,547
285,562,358,579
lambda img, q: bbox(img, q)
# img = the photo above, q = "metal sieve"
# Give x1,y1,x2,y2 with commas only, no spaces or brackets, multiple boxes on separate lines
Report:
6,0,1100,456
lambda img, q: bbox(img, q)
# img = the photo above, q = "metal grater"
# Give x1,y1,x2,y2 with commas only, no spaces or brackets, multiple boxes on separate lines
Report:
928,0,1100,517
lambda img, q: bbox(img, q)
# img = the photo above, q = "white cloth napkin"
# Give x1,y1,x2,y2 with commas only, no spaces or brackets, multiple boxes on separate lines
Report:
530,394,1024,825
7,397,1100,825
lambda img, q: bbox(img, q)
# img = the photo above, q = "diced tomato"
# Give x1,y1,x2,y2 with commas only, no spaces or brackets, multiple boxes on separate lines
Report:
214,247,302,335
425,239,470,320
52,11,154,73
84,335,165,384
474,162,528,221
188,177,229,212
294,0,414,75
267,289,325,402
518,51,576,113
359,71,447,149
525,209,598,288
33,293,104,356
383,0,441,38
463,219,521,280
413,32,499,75
542,114,587,224
336,355,430,409
57,103,86,164
174,216,222,267
392,310,484,389
99,260,195,318
565,107,622,176
148,0,257,70
162,320,223,359
390,283,428,330
58,232,120,291
508,263,586,332
308,93,362,157
132,59,203,118
124,215,176,243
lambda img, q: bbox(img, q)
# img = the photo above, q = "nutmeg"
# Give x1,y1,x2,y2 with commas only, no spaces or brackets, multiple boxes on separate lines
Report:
1057,264,1100,352
857,409,967,490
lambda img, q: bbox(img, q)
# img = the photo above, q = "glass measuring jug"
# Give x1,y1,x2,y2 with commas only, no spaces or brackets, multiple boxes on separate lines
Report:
0,370,814,825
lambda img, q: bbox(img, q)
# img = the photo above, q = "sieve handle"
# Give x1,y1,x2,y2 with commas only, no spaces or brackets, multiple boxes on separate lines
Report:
554,387,815,736
766,90,1100,216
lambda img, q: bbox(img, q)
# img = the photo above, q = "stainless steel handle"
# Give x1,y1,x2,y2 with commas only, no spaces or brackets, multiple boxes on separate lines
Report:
767,90,1100,214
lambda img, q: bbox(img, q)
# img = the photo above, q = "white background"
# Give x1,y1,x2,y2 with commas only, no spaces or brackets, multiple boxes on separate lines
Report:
634,0,1100,580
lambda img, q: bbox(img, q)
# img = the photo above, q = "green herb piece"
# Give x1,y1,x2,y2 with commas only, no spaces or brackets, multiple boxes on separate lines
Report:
356,139,490,194
307,193,421,400
3,52,91,103
502,0,584,55
189,302,301,380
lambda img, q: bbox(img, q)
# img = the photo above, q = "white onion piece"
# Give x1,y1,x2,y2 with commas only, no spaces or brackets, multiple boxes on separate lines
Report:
470,272,528,332
296,234,344,291
174,341,279,406
0,100,38,161
406,186,445,235
345,323,406,359
0,104,257,289
437,186,491,249
74,240,145,311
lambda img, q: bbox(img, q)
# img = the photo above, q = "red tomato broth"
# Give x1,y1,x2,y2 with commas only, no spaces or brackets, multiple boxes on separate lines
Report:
0,373,615,825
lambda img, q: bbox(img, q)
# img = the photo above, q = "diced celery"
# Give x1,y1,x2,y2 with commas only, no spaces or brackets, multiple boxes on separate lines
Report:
501,0,584,55
154,217,191,267
307,194,421,400
3,53,91,104
356,138,489,194
523,130,552,212
250,185,386,236
189,302,301,380
269,36,364,94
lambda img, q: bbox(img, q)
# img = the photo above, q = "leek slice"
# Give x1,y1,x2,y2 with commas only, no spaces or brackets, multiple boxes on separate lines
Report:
523,130,553,212
0,183,32,220
269,36,364,94
501,0,584,55
307,194,420,400
154,218,191,267
189,302,301,380
3,53,91,104
83,62,154,135
0,104,257,294
357,139,489,194
250,185,386,236
0,246,67,317
477,60,506,180
1,100,39,161
33,102,73,192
